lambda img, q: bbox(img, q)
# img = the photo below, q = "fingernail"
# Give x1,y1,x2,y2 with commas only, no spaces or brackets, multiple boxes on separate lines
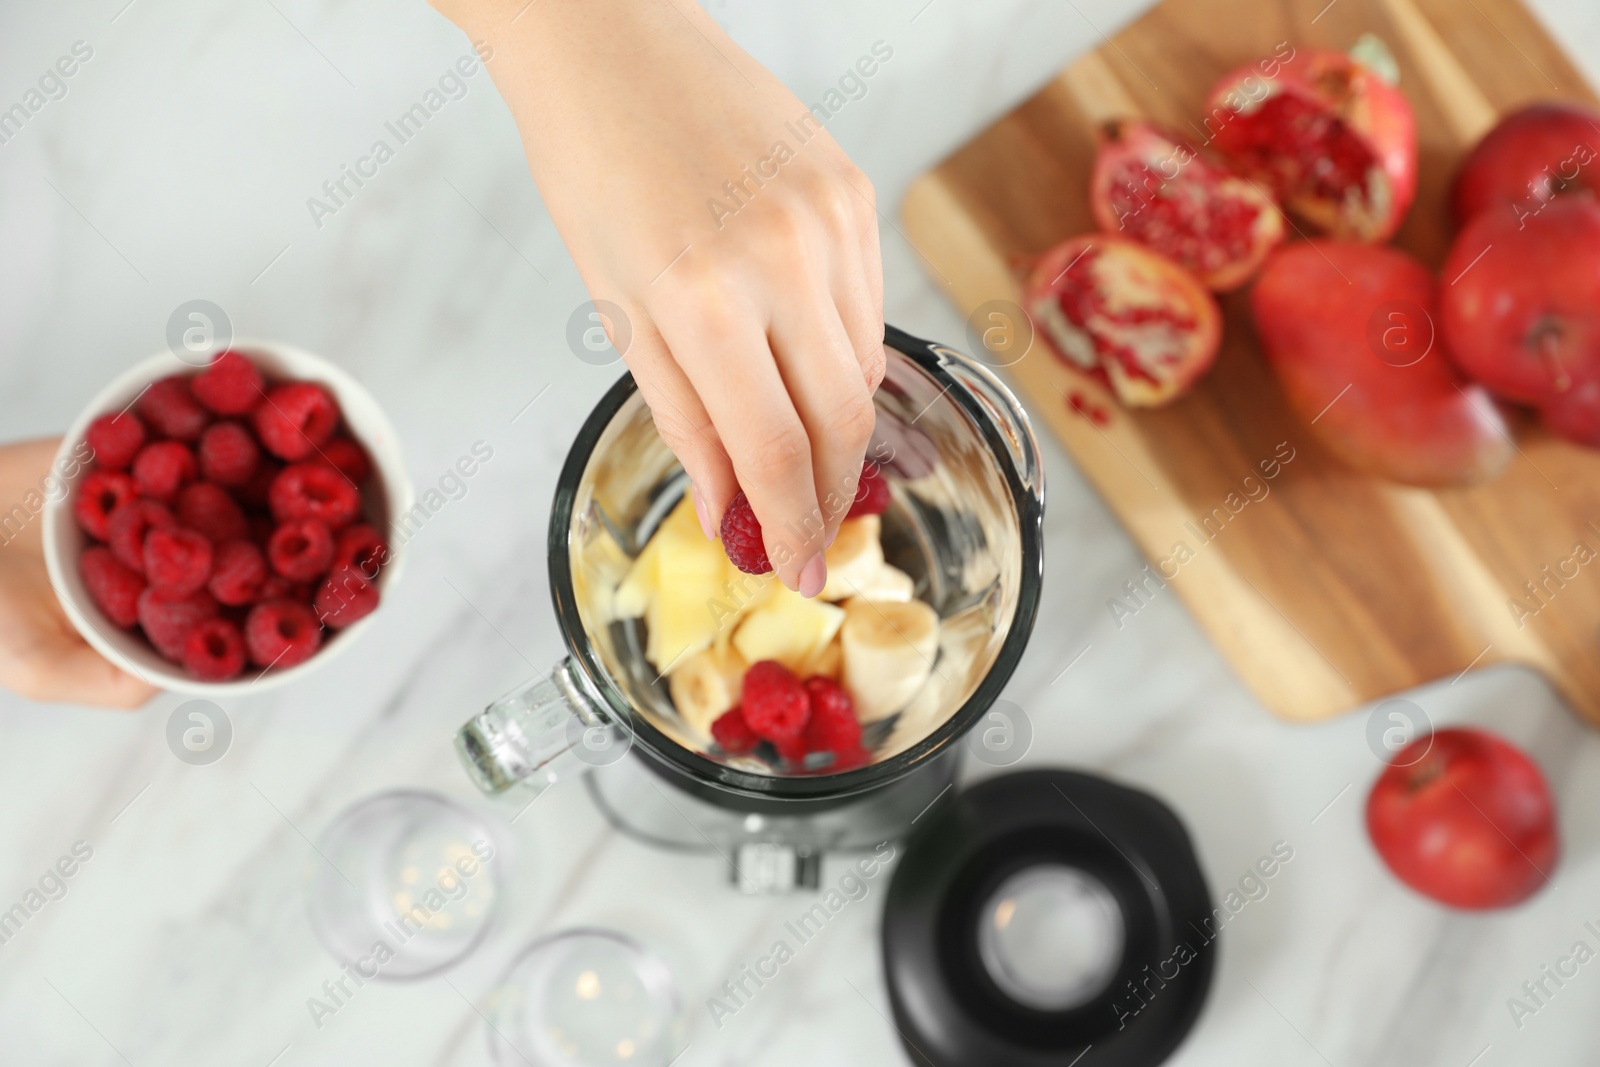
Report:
692,486,714,539
798,552,827,598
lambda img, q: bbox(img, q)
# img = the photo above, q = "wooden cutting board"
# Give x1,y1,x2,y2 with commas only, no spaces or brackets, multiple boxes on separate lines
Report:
902,0,1600,723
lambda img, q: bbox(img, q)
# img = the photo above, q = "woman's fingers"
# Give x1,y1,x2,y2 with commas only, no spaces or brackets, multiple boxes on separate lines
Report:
769,293,877,550
622,319,739,539
660,304,829,596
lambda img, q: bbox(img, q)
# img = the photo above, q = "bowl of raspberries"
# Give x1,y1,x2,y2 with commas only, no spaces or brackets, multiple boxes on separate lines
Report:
42,342,412,692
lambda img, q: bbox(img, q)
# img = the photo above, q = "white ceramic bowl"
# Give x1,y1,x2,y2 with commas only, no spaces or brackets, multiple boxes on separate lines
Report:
42,340,413,695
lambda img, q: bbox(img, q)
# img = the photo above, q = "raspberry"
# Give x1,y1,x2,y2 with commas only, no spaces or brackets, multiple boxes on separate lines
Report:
144,526,214,596
79,546,146,627
269,462,361,529
197,421,260,486
137,375,211,441
107,499,175,574
244,599,323,669
257,575,309,602
322,437,372,484
775,734,809,766
333,523,389,579
710,707,760,754
74,470,137,541
846,460,891,518
802,677,861,754
131,441,197,502
137,587,219,661
208,539,269,606
85,412,146,470
739,660,809,742
191,351,263,416
176,482,248,544
719,491,771,575
253,383,339,461
314,563,380,629
238,458,282,511
267,518,334,581
182,618,247,681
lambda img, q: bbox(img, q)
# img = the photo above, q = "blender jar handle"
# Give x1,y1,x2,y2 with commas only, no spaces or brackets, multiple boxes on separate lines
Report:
455,658,613,795
931,343,1046,507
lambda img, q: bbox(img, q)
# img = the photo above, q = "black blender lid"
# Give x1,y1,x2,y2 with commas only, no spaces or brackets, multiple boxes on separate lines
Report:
881,769,1214,1066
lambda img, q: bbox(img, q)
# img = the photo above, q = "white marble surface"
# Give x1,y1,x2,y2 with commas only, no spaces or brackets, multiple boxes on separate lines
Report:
2,1,1600,1064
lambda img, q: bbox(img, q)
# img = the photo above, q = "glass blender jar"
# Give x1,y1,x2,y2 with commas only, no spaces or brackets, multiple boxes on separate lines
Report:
456,326,1044,890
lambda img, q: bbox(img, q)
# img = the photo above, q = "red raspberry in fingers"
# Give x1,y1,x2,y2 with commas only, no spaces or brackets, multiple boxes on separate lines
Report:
176,482,248,544
74,470,138,541
267,518,335,581
253,382,339,461
845,460,890,518
144,527,214,596
191,350,263,416
719,491,771,575
314,563,380,629
244,599,322,669
197,421,260,487
131,441,197,502
333,523,389,578
269,462,361,529
85,412,147,470
182,618,247,681
802,676,861,754
137,587,219,661
108,499,176,574
79,545,146,628
739,660,809,743
208,539,269,606
321,437,372,484
137,375,211,441
710,706,760,755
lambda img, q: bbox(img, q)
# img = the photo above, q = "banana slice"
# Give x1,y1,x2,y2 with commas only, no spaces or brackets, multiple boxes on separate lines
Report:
799,632,843,681
732,583,846,674
820,516,886,600
668,645,749,737
851,563,914,603
840,597,940,722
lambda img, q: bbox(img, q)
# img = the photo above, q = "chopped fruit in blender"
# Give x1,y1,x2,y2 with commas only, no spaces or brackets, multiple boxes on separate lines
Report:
819,514,886,599
1025,234,1222,407
738,660,811,744
841,597,940,722
710,706,760,754
731,584,846,676
1089,117,1285,291
668,645,750,737
846,461,891,517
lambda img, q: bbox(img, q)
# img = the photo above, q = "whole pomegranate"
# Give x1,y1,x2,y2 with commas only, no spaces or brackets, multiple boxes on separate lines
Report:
1206,48,1417,242
1024,234,1221,407
1451,102,1600,227
1366,728,1558,910
1251,241,1512,486
1089,118,1285,291
1438,196,1600,426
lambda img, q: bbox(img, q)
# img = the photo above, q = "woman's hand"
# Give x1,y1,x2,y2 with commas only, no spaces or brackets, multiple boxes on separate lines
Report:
434,0,885,595
0,439,155,708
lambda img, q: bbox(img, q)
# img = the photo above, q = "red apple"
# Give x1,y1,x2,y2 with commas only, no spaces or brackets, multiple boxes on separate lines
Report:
1451,102,1600,227
1439,196,1600,410
1024,234,1221,407
1088,118,1285,291
1251,241,1512,486
1366,728,1558,910
1206,48,1417,242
